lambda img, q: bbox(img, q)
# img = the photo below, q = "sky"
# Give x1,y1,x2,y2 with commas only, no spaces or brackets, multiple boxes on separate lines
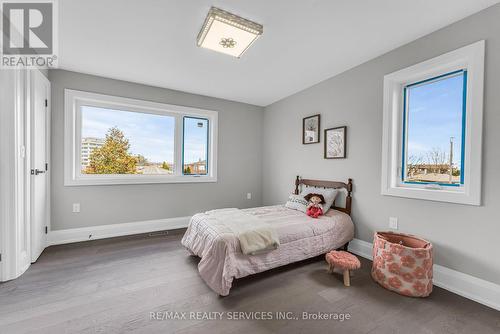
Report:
81,106,208,164
406,72,465,168
183,117,208,164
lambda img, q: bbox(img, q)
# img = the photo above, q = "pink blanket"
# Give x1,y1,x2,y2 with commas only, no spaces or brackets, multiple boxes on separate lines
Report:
181,205,354,296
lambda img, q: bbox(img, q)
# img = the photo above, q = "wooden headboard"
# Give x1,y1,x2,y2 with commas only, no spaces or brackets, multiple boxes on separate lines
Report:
294,176,353,216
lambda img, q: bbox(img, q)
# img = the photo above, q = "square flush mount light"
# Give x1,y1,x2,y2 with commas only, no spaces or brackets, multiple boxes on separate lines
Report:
197,7,263,58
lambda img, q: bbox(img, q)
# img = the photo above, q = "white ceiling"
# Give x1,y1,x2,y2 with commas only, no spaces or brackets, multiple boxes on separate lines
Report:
59,0,499,106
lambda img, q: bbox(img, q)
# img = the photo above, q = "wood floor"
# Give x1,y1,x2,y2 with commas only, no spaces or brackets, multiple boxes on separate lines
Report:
1,232,499,334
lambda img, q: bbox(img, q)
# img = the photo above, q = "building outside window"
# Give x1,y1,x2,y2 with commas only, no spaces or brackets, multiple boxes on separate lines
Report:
80,137,105,168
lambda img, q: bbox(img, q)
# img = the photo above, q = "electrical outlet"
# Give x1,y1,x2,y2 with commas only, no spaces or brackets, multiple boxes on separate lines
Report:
247,193,252,200
389,217,398,230
72,203,80,213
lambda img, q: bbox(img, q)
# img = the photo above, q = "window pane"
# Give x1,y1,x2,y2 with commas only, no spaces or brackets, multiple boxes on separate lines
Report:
81,106,175,175
404,71,466,185
183,117,208,175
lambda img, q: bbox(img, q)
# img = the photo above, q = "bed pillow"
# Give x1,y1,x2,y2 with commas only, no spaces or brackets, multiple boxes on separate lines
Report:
300,186,339,214
285,194,308,213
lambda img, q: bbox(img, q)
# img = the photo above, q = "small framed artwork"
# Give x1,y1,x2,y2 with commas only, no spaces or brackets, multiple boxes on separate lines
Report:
324,126,347,159
303,114,320,144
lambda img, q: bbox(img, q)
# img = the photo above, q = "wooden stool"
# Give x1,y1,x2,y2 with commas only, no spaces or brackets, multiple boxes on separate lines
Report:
325,250,361,287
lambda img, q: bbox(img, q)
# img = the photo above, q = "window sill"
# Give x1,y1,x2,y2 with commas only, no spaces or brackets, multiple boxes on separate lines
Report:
64,175,217,186
381,184,479,206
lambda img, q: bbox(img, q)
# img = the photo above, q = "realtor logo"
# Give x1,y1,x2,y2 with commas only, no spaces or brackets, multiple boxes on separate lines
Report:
1,0,58,68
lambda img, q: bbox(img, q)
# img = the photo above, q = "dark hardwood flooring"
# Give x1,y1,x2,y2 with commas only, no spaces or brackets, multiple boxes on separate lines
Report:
0,232,499,334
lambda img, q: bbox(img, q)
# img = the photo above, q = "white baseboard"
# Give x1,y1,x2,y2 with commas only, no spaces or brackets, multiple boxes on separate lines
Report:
47,216,191,246
348,238,500,311
348,238,373,260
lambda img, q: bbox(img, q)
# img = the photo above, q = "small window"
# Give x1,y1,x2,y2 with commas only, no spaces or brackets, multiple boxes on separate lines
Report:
183,117,209,175
64,89,218,185
402,70,466,186
381,41,484,205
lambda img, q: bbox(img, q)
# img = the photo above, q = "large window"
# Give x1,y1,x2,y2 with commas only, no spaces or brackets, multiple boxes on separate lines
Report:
64,90,217,185
81,106,175,175
381,41,484,205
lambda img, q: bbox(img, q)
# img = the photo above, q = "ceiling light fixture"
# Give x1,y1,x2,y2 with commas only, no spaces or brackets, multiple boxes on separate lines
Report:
197,7,263,58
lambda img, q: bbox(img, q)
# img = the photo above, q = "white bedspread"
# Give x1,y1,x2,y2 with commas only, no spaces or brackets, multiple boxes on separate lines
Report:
181,205,354,296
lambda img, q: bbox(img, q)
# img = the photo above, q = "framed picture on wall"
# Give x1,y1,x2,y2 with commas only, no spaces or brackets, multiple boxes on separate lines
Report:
324,126,347,159
303,114,320,144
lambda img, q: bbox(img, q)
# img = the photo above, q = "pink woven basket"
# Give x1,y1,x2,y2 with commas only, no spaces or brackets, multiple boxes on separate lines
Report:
371,232,433,297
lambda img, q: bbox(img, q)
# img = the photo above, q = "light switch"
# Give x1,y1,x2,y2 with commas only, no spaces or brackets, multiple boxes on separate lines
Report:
389,217,398,230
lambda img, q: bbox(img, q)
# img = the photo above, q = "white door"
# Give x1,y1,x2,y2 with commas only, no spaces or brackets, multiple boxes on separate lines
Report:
30,70,50,262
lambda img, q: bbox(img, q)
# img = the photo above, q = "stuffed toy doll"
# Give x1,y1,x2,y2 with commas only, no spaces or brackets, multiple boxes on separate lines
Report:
304,193,326,218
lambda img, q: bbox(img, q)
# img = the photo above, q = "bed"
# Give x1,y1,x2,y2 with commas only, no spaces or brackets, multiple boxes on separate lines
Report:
181,176,354,296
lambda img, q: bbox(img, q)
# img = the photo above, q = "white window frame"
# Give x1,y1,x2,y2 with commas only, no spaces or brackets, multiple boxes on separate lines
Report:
64,89,218,186
381,41,484,205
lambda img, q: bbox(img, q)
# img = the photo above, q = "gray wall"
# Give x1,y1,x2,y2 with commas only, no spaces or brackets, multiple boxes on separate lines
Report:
262,5,500,284
49,70,264,230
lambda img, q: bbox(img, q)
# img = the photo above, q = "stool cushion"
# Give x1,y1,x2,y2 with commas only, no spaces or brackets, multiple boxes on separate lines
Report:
325,250,361,270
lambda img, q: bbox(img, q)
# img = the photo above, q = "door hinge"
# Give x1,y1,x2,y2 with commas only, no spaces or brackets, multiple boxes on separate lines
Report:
45,163,48,171
45,99,48,107
0,253,2,262
45,226,48,234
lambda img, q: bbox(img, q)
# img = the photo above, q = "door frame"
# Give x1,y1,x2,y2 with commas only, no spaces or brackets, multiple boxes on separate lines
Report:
0,69,29,281
0,69,50,281
28,70,51,262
